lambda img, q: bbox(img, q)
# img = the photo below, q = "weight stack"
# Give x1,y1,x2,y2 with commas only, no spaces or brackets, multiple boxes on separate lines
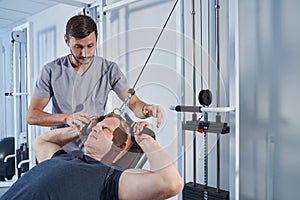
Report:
183,182,229,200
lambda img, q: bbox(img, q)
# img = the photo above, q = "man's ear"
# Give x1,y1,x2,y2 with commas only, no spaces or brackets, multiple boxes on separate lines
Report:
64,35,69,46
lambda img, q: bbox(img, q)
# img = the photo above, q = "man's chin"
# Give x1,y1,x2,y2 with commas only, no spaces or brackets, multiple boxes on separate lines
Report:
79,58,94,65
78,60,92,65
79,61,90,65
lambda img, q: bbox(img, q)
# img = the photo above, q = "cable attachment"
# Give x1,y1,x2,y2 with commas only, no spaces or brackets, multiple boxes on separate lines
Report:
113,88,135,115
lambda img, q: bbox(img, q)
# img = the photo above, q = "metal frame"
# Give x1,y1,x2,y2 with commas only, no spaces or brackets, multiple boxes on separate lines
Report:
228,0,240,199
11,22,33,179
103,0,142,12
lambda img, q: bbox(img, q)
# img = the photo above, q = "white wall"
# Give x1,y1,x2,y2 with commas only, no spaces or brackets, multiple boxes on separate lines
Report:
27,4,79,93
0,38,4,138
238,0,300,199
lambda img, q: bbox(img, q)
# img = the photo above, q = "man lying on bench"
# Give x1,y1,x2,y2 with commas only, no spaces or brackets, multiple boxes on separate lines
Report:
1,113,183,200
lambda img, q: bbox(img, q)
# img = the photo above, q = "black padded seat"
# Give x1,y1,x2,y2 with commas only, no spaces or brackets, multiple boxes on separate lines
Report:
0,137,15,181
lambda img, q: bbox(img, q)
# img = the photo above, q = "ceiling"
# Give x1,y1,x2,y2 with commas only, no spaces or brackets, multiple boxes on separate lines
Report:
0,0,94,34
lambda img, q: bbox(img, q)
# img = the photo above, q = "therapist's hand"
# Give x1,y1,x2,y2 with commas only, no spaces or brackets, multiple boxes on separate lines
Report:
65,112,96,129
142,104,163,128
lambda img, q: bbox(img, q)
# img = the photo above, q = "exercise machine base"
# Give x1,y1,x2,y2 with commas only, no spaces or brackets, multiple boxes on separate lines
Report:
183,182,229,200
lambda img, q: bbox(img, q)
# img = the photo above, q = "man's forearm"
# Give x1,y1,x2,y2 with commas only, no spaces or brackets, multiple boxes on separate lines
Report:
128,95,148,119
139,137,181,180
27,109,69,126
39,127,80,147
33,127,80,162
137,136,183,197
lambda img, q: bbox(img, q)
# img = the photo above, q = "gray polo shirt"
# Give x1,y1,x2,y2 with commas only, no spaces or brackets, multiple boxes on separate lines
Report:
33,55,128,151
34,55,128,115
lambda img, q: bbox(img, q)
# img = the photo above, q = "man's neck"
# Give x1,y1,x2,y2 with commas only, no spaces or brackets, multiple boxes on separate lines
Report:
85,147,122,164
68,54,93,76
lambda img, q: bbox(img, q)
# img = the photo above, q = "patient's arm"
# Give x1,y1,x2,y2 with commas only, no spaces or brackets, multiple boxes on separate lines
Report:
118,122,184,200
32,127,80,163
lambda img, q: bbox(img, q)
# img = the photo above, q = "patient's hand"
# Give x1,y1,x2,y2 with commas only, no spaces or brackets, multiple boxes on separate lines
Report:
132,121,154,144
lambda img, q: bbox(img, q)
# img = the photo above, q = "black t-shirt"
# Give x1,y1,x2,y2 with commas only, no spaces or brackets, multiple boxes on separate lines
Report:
0,150,123,200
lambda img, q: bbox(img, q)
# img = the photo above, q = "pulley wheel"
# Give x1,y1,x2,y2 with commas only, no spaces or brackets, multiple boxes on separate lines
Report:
198,89,212,106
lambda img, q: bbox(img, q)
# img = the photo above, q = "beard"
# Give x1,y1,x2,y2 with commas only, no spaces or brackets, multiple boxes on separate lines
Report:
70,49,94,66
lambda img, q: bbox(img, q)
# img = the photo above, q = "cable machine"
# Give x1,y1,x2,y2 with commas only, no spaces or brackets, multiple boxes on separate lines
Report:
171,0,234,199
3,26,31,180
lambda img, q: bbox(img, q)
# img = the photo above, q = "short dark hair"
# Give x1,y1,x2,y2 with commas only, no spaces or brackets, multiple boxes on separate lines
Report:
65,15,98,40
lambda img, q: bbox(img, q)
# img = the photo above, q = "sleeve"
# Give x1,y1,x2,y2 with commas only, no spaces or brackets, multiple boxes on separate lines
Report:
33,64,53,98
108,62,129,95
103,168,123,200
51,149,67,158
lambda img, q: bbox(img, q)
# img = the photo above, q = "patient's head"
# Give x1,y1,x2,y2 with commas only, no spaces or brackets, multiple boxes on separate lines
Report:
84,113,132,161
